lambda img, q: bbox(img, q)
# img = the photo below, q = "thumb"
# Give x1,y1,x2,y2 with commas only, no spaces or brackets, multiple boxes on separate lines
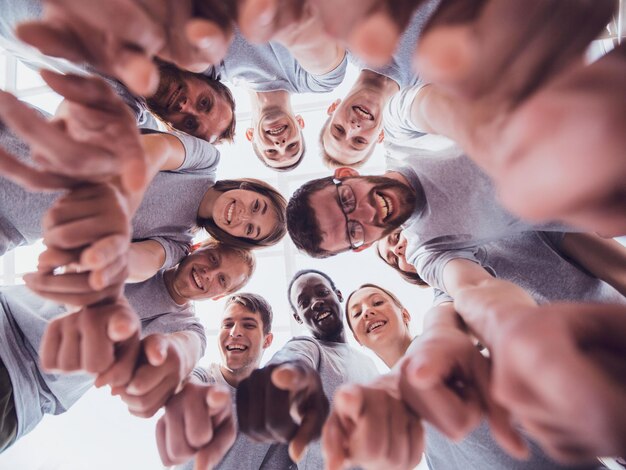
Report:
333,385,365,423
144,335,168,366
107,310,139,342
206,386,231,413
406,353,449,390
271,363,309,393
121,153,148,196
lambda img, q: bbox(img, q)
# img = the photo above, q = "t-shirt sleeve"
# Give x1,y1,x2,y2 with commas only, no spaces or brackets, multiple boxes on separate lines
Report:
168,130,221,173
414,248,482,293
139,236,189,271
432,288,454,306
383,84,426,143
191,367,212,384
268,337,322,370
289,53,348,93
141,311,207,356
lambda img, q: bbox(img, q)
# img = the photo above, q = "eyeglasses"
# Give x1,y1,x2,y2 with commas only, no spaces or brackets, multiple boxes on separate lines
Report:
333,178,365,249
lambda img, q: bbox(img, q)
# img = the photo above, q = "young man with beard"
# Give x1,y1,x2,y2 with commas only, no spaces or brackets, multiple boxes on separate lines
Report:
230,270,378,468
156,293,295,470
319,0,439,169
0,236,256,451
150,15,347,171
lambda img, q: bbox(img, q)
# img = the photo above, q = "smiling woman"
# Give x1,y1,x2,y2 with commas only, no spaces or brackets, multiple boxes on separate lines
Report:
197,178,287,250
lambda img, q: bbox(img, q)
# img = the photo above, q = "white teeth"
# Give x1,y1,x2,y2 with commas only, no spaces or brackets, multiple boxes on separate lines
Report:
375,193,391,220
353,105,373,120
367,321,386,333
316,311,331,321
267,125,287,136
226,202,234,224
226,344,246,351
192,269,203,290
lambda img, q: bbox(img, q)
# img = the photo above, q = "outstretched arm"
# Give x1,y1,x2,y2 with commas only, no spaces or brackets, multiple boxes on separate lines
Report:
560,232,626,297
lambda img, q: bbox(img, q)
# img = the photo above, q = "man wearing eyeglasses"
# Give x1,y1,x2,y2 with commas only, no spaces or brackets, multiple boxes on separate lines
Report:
286,154,572,295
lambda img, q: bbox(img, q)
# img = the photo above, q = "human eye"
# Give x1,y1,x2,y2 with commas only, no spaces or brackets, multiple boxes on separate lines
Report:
209,253,219,266
320,288,330,296
198,95,212,112
246,224,254,237
266,149,277,155
355,137,367,145
298,298,309,308
373,299,384,307
244,322,257,329
221,321,233,329
333,124,345,136
218,274,226,288
287,142,297,150
352,309,361,318
252,199,260,212
392,231,400,244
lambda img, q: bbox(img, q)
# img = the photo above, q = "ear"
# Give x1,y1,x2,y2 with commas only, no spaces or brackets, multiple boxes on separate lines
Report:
327,99,341,116
263,332,274,349
402,308,411,326
245,128,254,142
377,129,385,143
296,115,305,129
211,294,225,301
334,167,360,180
292,312,303,324
353,242,373,253
336,289,343,302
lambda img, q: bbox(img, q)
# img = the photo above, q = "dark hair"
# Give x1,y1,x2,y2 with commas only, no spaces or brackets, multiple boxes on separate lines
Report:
225,292,273,335
198,178,287,249
192,238,256,292
205,78,237,144
375,240,428,287
344,283,406,334
145,60,236,144
287,269,339,324
319,115,372,170
252,132,306,172
286,176,336,258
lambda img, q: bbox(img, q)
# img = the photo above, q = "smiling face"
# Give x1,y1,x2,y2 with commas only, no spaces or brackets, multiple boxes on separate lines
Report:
290,273,344,340
376,230,417,274
218,303,269,372
308,173,416,255
322,96,385,166
171,247,250,301
211,189,279,242
347,286,409,353
247,109,305,169
147,64,234,143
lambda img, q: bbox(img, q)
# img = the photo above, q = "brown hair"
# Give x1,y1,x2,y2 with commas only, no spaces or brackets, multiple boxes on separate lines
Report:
225,292,273,335
344,283,406,334
192,238,256,293
375,239,428,287
319,115,371,170
198,178,287,249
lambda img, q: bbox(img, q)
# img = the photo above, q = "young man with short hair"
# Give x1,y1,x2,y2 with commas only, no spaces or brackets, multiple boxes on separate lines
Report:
157,293,296,470
233,270,378,468
319,1,439,168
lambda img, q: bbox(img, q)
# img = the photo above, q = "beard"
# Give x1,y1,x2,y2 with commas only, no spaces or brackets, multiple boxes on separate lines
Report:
363,175,417,231
145,60,187,116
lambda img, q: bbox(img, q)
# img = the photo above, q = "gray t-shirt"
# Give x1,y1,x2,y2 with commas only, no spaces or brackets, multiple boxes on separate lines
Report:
0,123,220,268
269,336,379,470
425,420,604,470
391,153,569,292
179,363,295,470
432,231,625,307
207,28,347,93
383,83,460,165
347,0,440,88
0,271,205,441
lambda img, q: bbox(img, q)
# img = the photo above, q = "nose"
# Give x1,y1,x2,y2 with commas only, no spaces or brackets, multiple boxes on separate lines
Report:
363,307,376,319
393,239,405,257
311,299,325,311
178,97,194,114
352,198,377,225
230,322,244,337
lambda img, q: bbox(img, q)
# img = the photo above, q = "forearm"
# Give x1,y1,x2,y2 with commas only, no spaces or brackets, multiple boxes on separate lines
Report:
286,41,346,75
127,240,166,282
561,233,626,297
141,133,186,173
168,331,204,379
